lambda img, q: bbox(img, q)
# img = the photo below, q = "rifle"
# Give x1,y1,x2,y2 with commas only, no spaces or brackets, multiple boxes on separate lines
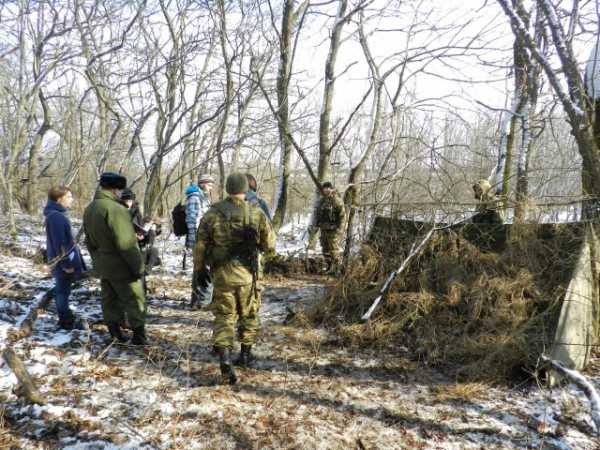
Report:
249,245,259,300
240,225,260,299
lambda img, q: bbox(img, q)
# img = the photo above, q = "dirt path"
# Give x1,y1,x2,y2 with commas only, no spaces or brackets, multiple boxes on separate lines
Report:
1,253,599,449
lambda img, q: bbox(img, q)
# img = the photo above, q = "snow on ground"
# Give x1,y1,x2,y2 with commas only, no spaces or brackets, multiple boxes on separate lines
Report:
1,215,600,449
275,214,319,257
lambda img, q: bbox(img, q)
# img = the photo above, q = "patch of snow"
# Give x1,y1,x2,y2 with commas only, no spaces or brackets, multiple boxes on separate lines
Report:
62,440,152,450
43,331,73,346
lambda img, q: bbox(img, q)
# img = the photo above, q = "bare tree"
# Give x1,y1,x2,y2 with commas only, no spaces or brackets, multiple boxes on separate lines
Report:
497,0,600,218
270,0,308,229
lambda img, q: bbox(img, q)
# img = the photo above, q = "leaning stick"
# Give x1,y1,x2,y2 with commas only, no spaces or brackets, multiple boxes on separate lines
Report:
361,226,437,321
0,288,54,404
541,355,600,435
2,348,45,404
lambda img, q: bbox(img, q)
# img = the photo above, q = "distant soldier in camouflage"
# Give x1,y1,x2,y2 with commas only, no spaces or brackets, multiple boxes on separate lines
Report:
472,179,504,224
194,173,275,385
315,181,346,273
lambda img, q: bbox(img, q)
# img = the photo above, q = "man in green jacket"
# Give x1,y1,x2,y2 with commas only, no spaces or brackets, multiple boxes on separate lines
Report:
472,179,504,224
83,172,147,345
194,173,276,385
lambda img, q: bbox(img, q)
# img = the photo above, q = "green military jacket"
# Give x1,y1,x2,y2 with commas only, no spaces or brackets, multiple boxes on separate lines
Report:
194,196,276,288
316,193,346,232
83,189,144,281
474,180,505,223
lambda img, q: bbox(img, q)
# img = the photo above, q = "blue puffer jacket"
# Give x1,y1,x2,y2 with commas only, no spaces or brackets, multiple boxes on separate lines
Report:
44,200,86,278
185,184,210,246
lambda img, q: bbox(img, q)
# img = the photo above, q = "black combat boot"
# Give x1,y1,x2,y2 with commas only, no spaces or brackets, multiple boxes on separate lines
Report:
130,326,147,346
217,347,238,385
107,323,127,343
234,344,255,368
58,317,74,331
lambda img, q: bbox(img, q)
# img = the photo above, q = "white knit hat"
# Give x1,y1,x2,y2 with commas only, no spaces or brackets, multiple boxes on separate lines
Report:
198,174,215,184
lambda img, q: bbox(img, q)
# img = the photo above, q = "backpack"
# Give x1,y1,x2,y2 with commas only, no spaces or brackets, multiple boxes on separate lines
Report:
206,201,259,270
171,202,188,237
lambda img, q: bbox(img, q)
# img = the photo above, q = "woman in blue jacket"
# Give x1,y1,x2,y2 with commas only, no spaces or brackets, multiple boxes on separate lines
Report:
44,186,86,330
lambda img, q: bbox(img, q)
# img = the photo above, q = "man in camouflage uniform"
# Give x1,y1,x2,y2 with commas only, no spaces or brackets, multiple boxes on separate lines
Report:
83,172,147,345
472,179,504,224
315,181,346,274
194,173,275,385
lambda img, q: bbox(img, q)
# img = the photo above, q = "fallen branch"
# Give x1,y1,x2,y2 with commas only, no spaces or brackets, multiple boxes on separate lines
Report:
361,226,437,321
14,288,55,340
0,288,54,405
541,354,600,435
2,348,45,405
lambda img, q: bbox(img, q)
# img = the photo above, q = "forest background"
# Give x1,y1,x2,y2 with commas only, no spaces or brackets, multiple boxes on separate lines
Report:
1,0,599,251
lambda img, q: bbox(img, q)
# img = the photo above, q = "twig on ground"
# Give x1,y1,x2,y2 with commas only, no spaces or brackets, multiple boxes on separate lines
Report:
16,288,55,339
541,354,600,435
0,287,54,405
2,348,45,405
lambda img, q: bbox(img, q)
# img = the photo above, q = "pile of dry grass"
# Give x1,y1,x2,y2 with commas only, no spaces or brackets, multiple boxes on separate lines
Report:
309,220,584,383
264,254,326,276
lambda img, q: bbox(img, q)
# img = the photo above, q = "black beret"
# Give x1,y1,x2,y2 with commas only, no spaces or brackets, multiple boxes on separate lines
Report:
100,172,127,190
120,187,135,200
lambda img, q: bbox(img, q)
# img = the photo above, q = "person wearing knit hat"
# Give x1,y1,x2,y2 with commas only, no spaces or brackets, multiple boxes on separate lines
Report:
198,174,215,185
83,172,147,345
185,174,215,250
193,172,276,385
186,174,216,308
225,172,248,194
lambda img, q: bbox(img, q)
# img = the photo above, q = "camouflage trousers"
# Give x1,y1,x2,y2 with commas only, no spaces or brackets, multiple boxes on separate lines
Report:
320,229,341,269
100,278,146,329
209,283,260,348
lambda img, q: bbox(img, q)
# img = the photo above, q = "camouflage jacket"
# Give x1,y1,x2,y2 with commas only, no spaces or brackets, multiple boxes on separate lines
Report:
477,190,504,220
316,193,346,231
193,196,276,288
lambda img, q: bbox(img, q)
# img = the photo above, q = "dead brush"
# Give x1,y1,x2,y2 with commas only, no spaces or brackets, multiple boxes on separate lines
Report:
0,405,21,449
430,382,488,402
309,222,585,384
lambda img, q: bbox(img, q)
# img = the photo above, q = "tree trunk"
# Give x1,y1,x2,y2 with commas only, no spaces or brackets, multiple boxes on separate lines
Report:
308,0,348,248
272,0,296,230
144,157,163,215
215,0,234,199
25,90,51,213
343,13,384,267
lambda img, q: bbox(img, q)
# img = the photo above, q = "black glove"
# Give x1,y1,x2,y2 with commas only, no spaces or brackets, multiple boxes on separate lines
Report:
195,268,211,288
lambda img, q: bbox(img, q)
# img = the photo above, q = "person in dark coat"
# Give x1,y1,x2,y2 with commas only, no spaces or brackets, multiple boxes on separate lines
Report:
121,188,162,277
121,188,144,233
44,186,87,330
245,174,271,222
